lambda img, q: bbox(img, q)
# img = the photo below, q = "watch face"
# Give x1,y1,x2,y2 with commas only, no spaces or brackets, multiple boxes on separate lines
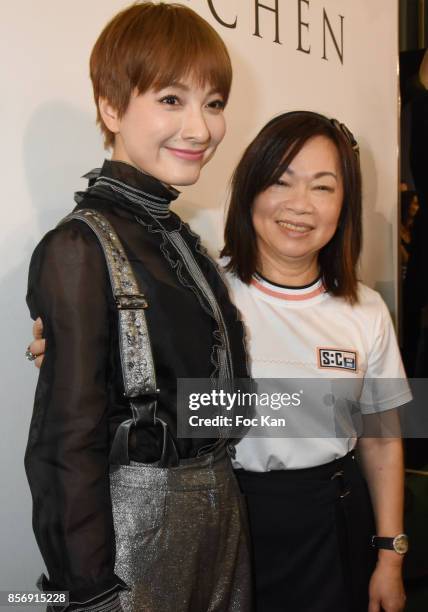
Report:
393,534,409,554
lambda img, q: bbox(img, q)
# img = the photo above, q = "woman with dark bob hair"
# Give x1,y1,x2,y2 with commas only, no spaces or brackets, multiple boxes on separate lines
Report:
222,111,411,612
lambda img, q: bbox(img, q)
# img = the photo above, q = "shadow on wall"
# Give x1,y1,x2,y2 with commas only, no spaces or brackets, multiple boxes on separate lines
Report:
23,100,104,235
0,101,103,599
359,142,395,316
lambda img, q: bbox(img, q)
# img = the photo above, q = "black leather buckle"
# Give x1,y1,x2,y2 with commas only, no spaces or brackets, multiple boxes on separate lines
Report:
115,294,148,310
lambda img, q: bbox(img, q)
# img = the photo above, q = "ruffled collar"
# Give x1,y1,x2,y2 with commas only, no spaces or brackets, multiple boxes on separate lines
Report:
82,160,180,219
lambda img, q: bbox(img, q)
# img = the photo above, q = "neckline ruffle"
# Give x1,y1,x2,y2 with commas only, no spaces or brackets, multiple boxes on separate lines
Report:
81,160,179,219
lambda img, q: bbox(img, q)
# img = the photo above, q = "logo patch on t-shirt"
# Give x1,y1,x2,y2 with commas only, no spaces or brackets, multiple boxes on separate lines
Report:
317,348,357,372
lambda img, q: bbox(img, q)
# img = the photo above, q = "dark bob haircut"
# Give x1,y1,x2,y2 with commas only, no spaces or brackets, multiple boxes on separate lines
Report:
221,111,362,303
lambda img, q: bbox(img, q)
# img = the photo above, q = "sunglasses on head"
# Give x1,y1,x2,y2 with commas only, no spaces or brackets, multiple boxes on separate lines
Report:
329,118,360,156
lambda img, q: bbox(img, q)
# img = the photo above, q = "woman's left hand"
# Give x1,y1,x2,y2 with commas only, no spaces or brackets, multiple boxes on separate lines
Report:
368,560,406,612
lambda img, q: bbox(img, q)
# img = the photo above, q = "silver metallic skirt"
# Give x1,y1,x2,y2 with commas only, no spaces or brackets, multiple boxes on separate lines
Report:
110,448,252,611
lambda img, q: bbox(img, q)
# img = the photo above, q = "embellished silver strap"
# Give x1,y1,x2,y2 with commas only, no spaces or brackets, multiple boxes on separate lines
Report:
58,210,178,466
60,209,157,399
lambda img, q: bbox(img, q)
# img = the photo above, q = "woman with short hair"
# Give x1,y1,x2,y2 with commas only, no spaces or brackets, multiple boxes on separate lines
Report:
25,4,251,611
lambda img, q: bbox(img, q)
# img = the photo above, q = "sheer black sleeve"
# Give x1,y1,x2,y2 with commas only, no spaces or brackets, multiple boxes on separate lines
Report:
25,221,127,609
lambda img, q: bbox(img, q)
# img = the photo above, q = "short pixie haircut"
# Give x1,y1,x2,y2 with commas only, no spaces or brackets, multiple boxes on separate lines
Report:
90,2,232,148
222,111,362,303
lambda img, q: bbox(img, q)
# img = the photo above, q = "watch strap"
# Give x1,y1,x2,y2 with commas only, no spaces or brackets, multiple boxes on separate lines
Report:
371,534,408,554
371,536,394,550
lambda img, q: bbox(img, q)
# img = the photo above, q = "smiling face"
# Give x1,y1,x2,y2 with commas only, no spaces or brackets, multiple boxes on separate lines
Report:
99,76,226,186
252,135,344,283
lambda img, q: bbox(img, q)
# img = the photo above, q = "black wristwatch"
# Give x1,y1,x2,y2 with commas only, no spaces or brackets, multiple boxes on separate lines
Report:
371,534,409,555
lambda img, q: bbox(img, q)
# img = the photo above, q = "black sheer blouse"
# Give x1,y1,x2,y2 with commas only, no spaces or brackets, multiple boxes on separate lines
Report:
25,160,248,608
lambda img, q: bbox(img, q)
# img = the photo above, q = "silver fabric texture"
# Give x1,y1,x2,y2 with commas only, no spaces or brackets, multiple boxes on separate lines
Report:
110,449,252,612
60,210,157,398
118,308,156,397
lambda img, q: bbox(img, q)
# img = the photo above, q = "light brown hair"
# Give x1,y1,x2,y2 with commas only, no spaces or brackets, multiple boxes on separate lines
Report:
90,2,232,148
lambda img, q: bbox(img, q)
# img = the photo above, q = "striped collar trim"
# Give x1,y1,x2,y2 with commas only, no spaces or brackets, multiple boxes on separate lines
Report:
92,175,174,219
251,275,326,301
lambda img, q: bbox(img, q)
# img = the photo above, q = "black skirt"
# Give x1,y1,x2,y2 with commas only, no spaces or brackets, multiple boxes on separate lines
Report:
235,452,377,612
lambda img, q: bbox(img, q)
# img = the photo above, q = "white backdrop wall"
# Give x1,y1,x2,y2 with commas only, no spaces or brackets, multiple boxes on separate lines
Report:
1,0,398,600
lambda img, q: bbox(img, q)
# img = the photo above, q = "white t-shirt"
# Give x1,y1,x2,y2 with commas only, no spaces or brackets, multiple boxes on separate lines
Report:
222,270,411,471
